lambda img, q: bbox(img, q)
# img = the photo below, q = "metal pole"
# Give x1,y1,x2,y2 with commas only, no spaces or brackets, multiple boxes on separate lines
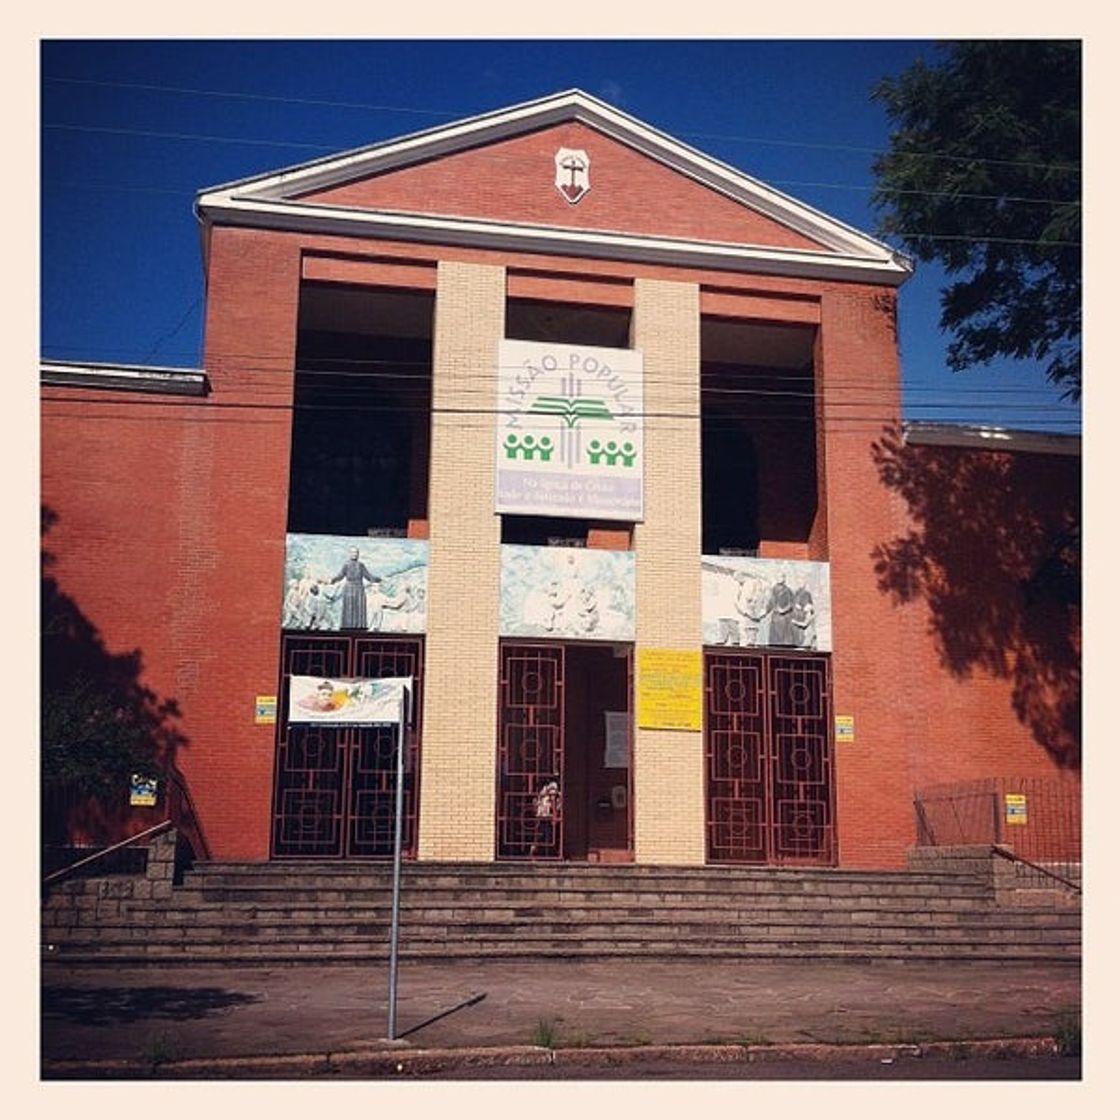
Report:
387,683,409,1041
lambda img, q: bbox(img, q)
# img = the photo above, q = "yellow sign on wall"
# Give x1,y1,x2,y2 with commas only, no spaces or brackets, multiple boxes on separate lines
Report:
835,715,855,743
1004,793,1027,825
255,695,278,725
637,649,703,731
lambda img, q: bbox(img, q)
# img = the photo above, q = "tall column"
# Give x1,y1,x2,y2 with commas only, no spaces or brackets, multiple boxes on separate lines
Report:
418,260,505,861
817,285,917,868
631,278,705,865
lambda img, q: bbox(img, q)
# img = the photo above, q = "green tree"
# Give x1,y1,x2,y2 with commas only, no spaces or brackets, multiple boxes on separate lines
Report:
872,41,1081,398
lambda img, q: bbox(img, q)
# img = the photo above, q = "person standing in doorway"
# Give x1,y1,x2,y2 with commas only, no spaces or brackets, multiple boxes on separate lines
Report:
530,778,561,857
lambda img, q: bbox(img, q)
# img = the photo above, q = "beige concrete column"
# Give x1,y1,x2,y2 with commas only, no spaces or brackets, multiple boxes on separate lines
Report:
417,260,505,861
631,278,706,865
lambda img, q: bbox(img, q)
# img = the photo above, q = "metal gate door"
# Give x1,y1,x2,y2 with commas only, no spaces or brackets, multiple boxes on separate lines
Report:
497,643,565,859
271,634,423,859
705,651,835,865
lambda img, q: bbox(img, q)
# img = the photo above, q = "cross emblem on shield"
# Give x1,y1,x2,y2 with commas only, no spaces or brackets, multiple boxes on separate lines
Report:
554,148,591,205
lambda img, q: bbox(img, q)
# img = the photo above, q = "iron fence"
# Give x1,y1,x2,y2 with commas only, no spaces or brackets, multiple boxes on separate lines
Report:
41,765,209,883
914,776,1081,890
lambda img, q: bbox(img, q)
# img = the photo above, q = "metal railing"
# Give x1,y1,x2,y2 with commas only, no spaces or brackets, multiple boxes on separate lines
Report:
990,844,1081,894
914,776,1081,894
42,765,210,886
42,819,173,886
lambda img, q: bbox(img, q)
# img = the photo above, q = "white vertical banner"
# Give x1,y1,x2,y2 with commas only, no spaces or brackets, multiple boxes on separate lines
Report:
496,339,644,521
604,710,630,769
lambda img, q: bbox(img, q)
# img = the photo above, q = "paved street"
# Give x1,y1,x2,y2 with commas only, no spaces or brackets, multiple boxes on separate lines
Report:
41,955,1080,1078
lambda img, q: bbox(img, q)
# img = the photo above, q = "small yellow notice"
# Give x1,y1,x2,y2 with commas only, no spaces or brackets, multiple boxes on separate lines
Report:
255,695,278,725
835,715,855,743
637,649,703,731
1004,793,1027,825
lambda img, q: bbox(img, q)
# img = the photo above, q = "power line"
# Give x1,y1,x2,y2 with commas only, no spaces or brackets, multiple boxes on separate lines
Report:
39,345,1080,399
43,123,335,151
44,77,466,118
142,297,203,364
42,120,1083,207
38,351,1078,400
43,75,1082,175
37,390,1079,428
42,174,1081,210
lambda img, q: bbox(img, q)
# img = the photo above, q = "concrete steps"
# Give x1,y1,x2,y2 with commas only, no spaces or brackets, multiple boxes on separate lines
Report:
43,859,1081,965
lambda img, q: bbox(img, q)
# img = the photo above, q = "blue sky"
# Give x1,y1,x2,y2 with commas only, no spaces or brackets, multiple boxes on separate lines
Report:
40,39,1082,434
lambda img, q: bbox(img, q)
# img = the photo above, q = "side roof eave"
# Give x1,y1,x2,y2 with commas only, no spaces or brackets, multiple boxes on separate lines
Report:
195,88,912,286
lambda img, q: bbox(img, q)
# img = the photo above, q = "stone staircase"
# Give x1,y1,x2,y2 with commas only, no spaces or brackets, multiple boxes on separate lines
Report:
43,856,1081,966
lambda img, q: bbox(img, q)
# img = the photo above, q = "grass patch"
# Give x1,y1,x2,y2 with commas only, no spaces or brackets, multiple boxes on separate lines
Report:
1053,1009,1081,1057
142,1032,179,1069
532,1018,558,1048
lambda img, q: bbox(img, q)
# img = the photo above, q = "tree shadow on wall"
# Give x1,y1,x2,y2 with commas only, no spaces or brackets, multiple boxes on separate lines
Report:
41,506,193,849
870,426,1080,770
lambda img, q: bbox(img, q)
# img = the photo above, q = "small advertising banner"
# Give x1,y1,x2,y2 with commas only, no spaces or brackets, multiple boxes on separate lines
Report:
637,649,703,731
496,339,644,522
129,775,158,807
835,715,855,743
1004,793,1028,826
289,676,411,727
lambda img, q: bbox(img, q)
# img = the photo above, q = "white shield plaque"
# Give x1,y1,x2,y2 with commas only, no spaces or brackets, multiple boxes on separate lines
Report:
554,147,591,204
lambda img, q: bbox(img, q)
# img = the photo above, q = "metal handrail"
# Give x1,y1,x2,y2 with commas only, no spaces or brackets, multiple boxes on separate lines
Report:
42,819,173,886
167,765,211,861
991,844,1082,894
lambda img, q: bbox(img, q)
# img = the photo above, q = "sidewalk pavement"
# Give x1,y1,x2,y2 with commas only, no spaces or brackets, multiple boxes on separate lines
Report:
41,956,1081,1078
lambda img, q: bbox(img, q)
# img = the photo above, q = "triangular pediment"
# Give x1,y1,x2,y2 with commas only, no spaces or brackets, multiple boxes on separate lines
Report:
196,90,910,285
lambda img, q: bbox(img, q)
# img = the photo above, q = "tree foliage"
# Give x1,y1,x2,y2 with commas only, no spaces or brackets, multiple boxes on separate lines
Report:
872,41,1081,398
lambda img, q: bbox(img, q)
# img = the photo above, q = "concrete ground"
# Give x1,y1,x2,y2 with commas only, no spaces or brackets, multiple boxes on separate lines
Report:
40,956,1081,1078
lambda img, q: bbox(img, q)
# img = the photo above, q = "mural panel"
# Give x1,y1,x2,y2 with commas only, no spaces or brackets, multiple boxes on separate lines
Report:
701,556,832,651
283,534,428,633
500,544,635,641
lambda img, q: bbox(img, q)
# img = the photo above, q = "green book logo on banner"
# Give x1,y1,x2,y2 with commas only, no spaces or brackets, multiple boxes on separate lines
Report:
528,395,614,429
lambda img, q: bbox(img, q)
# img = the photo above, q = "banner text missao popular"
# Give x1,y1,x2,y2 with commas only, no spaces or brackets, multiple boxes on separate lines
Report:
503,348,639,432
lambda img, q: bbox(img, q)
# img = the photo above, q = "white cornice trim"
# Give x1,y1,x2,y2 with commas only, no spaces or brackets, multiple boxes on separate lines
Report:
196,89,911,280
41,361,209,396
197,196,910,286
903,421,1081,457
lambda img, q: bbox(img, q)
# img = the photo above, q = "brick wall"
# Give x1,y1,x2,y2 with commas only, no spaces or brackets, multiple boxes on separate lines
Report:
816,286,922,868
303,122,826,253
42,829,179,949
43,171,1078,869
43,228,300,861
